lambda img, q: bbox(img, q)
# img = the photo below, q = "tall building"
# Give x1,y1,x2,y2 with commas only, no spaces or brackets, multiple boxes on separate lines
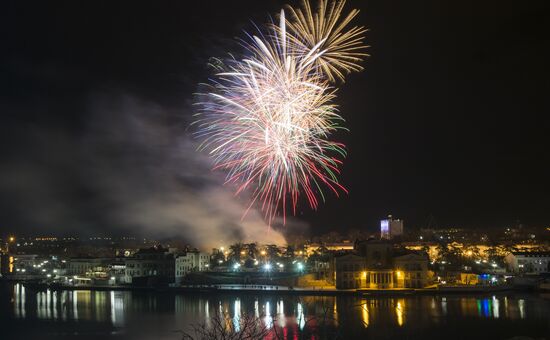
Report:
380,215,404,239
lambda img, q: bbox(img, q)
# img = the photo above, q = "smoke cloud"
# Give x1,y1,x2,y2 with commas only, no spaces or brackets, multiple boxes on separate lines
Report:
0,93,292,249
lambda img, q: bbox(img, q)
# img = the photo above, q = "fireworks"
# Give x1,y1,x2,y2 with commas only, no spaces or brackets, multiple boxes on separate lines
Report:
193,0,367,223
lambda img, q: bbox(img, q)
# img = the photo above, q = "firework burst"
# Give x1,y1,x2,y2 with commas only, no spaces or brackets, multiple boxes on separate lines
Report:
193,0,367,223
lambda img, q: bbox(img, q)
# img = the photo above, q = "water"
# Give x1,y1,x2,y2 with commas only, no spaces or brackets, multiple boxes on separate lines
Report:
1,283,549,339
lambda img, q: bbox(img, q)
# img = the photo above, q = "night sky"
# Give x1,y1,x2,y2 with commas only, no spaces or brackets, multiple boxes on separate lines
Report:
1,0,549,241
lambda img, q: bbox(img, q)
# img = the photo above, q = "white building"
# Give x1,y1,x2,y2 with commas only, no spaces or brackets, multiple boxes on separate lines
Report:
505,251,550,274
175,251,210,284
380,215,404,239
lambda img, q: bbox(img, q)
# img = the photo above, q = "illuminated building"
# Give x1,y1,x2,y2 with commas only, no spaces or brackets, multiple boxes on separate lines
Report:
335,254,366,289
66,258,109,275
334,244,430,289
504,251,550,274
380,215,404,240
393,253,430,288
304,241,354,256
174,251,210,284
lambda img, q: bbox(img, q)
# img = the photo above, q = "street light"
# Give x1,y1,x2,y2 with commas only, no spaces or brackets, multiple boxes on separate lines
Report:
264,263,272,271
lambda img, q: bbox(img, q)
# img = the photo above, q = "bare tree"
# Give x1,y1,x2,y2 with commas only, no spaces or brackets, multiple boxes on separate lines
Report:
181,301,341,340
181,312,270,340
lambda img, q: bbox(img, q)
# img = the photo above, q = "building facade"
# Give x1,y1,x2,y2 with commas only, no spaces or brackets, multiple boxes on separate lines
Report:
334,246,430,289
66,257,107,275
380,215,404,239
335,254,366,289
124,247,175,285
175,251,210,284
505,251,550,274
393,253,429,288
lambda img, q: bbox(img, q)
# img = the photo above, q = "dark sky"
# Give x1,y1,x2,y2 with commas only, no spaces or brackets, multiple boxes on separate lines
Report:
1,0,549,240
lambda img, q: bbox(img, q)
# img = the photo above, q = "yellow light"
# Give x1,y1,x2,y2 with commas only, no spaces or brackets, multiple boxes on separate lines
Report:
396,301,404,326
261,250,266,256
362,271,367,278
240,251,246,255
9,256,14,273
361,301,369,328
396,271,402,278
9,236,15,242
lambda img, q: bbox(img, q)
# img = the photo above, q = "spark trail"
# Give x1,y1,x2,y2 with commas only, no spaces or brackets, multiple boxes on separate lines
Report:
194,0,367,223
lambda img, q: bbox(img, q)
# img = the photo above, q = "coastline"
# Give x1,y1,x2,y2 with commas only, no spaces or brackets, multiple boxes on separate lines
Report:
2,279,522,296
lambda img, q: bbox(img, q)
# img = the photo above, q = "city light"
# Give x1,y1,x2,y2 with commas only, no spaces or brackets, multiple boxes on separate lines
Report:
264,263,272,271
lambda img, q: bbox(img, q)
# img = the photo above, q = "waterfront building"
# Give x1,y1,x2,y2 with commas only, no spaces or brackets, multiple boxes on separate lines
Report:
504,251,550,274
334,254,366,289
393,253,430,288
124,246,175,285
334,246,429,289
66,257,109,275
174,251,210,284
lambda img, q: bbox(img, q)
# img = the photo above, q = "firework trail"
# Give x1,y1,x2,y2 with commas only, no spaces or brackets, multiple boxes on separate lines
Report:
193,0,367,223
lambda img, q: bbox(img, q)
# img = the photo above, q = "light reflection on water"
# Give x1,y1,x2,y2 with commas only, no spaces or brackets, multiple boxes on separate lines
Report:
5,283,550,339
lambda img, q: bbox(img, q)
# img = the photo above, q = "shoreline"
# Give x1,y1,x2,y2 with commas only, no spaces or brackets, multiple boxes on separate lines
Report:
3,279,526,296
